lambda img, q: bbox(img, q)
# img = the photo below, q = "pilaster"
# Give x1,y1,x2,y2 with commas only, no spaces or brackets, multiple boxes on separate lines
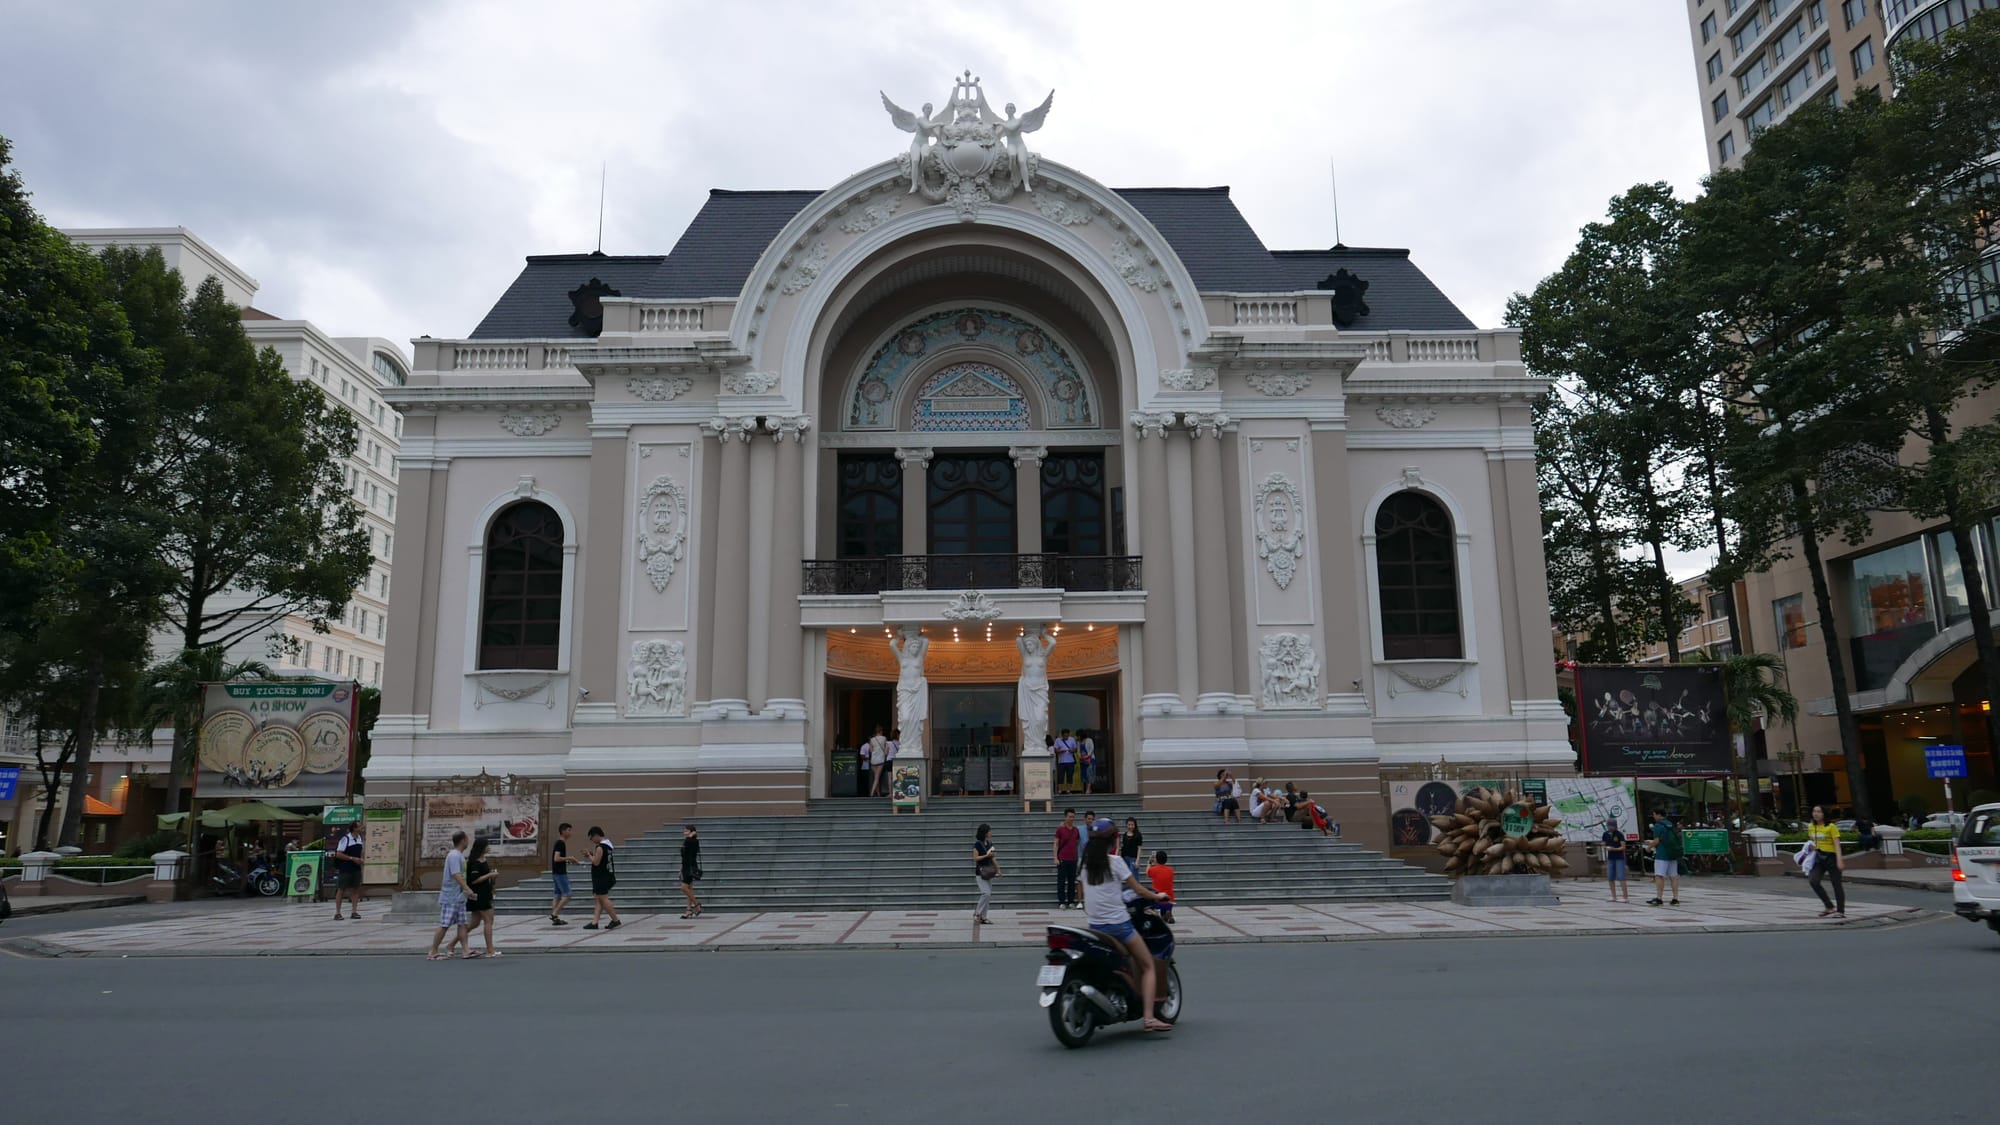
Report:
1185,410,1240,713
895,446,932,556
1010,444,1048,559
704,415,757,717
579,427,628,709
1311,425,1368,714
1131,412,1180,714
1165,416,1199,708
764,415,812,719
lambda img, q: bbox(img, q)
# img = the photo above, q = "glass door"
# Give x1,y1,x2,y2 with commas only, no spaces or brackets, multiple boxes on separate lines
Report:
930,685,1017,796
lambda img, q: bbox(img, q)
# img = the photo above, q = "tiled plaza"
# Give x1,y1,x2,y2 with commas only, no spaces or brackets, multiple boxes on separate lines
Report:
10,886,1917,957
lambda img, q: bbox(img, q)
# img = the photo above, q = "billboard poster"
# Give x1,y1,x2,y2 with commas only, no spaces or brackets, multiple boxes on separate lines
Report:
420,795,540,859
363,807,402,885
1386,777,1638,847
197,682,356,799
1574,665,1731,776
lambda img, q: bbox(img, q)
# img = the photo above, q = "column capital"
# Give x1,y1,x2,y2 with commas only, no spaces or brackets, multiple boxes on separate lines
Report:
894,446,934,470
1182,410,1235,439
703,415,760,442
1128,410,1178,440
1008,444,1048,468
764,414,813,442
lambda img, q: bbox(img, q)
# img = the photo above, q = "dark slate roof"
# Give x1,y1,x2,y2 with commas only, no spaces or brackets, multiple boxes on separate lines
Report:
467,186,1473,337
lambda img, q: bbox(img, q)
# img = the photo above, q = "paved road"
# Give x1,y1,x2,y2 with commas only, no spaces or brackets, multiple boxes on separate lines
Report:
5,892,1992,1124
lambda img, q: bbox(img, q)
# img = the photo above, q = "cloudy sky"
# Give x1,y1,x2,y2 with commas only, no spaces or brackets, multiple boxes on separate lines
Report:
2,0,1711,348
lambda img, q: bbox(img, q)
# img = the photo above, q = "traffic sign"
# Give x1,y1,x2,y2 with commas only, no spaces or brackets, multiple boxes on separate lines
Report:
1925,744,1967,779
0,766,17,800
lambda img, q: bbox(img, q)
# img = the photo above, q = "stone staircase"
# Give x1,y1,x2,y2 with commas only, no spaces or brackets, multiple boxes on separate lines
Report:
497,797,1447,914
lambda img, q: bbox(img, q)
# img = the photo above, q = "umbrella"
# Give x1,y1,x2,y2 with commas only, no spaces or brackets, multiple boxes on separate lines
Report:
212,800,315,826
156,810,231,830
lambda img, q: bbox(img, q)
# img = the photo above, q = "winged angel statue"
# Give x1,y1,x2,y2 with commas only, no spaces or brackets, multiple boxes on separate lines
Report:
882,72,1053,220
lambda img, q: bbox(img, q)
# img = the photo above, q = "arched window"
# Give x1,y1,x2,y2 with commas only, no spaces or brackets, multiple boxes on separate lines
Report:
1375,491,1461,660
479,501,565,670
1040,452,1105,556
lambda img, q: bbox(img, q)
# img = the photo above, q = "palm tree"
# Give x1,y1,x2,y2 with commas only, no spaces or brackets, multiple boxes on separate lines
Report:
128,645,275,814
1688,651,1799,822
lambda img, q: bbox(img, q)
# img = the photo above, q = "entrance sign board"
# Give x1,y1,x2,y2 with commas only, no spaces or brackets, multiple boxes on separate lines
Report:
197,681,356,799
1925,744,1967,779
286,850,323,898
1574,665,1731,776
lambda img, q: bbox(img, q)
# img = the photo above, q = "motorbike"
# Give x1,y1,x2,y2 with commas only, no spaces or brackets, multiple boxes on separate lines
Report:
1038,900,1182,1047
210,852,283,898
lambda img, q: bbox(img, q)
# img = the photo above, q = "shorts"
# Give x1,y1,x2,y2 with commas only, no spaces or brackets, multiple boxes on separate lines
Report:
1654,858,1679,878
1089,919,1137,941
1605,856,1628,882
551,873,571,898
592,873,616,897
439,899,468,928
336,866,362,889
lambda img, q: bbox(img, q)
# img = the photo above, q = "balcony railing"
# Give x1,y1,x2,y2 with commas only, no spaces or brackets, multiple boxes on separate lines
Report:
803,554,1143,596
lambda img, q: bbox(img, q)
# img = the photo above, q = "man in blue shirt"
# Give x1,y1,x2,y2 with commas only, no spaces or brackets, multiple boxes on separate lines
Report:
1599,819,1629,903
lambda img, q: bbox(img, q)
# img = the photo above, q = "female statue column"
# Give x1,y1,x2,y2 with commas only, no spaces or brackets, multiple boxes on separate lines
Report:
889,626,929,756
1016,623,1057,754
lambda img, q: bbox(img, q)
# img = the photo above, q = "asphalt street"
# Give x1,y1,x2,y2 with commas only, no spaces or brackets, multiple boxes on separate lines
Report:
4,885,1991,1125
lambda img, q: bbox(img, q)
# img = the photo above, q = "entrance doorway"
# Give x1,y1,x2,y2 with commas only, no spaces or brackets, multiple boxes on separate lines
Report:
1053,681,1117,795
931,685,1016,796
828,681,893,798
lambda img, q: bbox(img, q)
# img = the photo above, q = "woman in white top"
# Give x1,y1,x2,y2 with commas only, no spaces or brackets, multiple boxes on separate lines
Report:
1077,818,1172,1033
1249,779,1278,823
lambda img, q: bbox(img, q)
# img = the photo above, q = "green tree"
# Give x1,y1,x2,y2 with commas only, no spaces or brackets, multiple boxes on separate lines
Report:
1691,651,1800,823
1685,96,1912,815
127,646,274,820
1511,184,1712,662
1535,387,1669,661
97,249,372,811
1848,13,2000,759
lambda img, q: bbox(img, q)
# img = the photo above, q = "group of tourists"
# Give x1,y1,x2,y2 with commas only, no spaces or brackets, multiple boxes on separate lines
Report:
1211,772,1336,835
424,822,706,958
1051,729,1099,794
1596,804,1846,918
865,725,904,797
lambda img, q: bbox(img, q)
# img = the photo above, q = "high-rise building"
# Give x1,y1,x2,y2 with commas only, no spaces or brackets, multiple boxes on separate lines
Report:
1685,0,1893,171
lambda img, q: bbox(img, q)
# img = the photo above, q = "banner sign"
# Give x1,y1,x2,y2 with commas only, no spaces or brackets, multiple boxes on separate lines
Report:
197,682,356,799
1389,777,1637,847
363,807,402,885
1574,665,1732,776
286,850,324,898
420,795,539,859
0,766,18,801
891,763,924,811
321,804,364,826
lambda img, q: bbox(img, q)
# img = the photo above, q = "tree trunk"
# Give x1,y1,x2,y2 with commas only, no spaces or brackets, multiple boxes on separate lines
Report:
1924,405,2000,761
56,655,105,849
1586,510,1622,658
163,581,208,816
1791,477,1874,815
1635,472,1681,662
1704,454,1745,652
31,731,70,852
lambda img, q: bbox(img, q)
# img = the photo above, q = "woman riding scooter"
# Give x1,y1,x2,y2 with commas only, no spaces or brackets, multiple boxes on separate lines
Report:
1078,818,1172,1033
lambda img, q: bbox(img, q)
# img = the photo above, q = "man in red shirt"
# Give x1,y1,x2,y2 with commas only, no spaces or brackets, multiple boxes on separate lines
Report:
1052,809,1081,910
1146,850,1175,901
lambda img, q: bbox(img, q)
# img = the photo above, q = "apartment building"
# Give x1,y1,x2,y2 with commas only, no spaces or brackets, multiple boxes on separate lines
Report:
1685,0,1893,171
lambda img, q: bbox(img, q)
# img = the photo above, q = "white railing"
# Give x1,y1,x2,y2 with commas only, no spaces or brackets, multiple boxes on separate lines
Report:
542,346,574,369
638,303,705,332
1363,339,1393,363
1233,298,1298,326
451,345,529,371
1406,336,1480,362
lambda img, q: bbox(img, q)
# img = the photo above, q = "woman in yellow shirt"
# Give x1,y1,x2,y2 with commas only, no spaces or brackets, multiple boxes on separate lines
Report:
1806,805,1845,918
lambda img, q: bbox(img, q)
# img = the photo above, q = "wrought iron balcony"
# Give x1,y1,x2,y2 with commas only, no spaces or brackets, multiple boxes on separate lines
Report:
802,554,1143,596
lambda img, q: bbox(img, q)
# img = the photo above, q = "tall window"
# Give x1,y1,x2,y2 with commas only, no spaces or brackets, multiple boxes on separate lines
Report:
836,453,902,558
1041,452,1105,556
1713,91,1731,122
928,453,1016,555
1718,131,1738,163
478,501,564,670
1707,51,1725,81
1701,12,1718,41
1375,492,1461,660
1851,36,1874,77
1841,0,1864,28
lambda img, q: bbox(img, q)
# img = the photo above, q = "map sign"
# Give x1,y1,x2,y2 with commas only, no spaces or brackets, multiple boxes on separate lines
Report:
1387,778,1636,848
1575,665,1731,776
197,682,356,799
363,807,402,885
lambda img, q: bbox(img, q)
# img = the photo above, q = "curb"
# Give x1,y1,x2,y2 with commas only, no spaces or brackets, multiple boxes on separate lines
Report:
4,895,147,918
3,905,1926,959
1781,869,1953,893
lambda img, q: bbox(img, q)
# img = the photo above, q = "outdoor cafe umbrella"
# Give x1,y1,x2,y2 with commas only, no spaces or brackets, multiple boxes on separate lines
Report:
157,801,314,831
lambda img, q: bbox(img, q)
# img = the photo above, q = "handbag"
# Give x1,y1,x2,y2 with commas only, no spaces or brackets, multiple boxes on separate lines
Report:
977,860,998,880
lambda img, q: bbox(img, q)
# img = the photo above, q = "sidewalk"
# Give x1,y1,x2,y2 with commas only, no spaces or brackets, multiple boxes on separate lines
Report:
1786,866,1956,892
7,887,1922,957
6,893,147,918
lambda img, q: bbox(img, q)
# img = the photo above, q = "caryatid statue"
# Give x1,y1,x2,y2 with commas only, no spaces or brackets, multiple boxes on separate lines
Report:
1016,623,1057,755
890,625,930,755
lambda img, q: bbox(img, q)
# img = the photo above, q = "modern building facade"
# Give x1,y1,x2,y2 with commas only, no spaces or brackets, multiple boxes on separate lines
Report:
366,80,1571,851
1686,0,1892,171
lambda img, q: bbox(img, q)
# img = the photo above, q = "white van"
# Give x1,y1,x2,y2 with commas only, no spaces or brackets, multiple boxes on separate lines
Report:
1954,803,2000,937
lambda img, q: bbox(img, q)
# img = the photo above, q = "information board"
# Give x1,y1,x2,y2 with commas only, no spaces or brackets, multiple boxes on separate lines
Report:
363,807,402,885
1925,744,1968,779
1681,828,1730,856
1575,665,1731,776
0,766,18,801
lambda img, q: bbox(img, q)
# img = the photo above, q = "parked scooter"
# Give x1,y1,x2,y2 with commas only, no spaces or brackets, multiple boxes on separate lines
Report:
1038,899,1182,1047
210,852,283,898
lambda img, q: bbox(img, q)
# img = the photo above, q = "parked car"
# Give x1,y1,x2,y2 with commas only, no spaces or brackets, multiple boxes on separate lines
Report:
1923,812,1967,831
1952,804,2000,940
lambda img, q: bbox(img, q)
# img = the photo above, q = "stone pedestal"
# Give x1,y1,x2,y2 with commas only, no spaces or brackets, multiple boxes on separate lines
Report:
147,850,191,903
1451,873,1561,907
1875,826,1905,855
14,851,58,897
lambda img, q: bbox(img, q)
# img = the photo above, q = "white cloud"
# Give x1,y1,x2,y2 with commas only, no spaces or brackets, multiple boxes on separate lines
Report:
1,0,1711,350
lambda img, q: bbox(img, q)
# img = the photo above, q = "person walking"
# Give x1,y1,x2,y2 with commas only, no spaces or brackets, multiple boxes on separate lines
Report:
331,820,365,919
1119,817,1144,874
1645,809,1683,907
1806,805,1847,918
867,725,890,797
1055,733,1077,794
1600,819,1630,902
464,837,501,958
973,822,999,924
678,824,703,919
582,826,622,930
426,831,474,961
1052,808,1081,910
548,822,573,926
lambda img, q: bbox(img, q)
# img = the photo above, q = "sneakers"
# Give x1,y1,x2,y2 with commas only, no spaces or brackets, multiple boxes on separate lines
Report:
1645,898,1664,906
550,916,568,927
1669,899,1680,906
583,922,599,930
606,919,622,930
